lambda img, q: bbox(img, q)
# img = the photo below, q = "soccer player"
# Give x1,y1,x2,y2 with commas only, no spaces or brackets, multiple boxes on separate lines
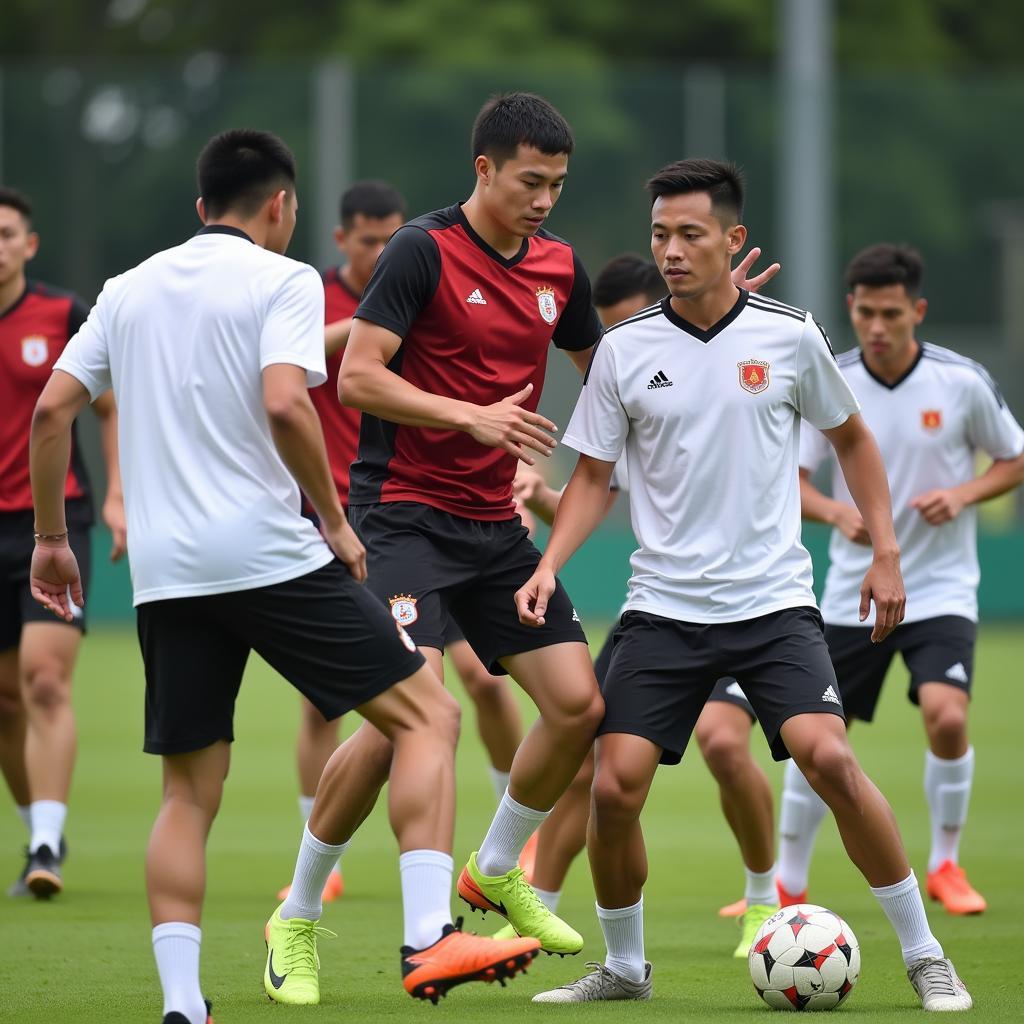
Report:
271,93,607,979
524,159,971,1010
0,186,126,899
778,244,1024,915
28,129,538,1023
506,252,783,958
280,180,530,902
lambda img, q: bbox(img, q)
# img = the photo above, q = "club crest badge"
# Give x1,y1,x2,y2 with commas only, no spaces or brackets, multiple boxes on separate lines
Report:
388,594,418,626
738,359,770,394
21,336,49,367
536,286,558,325
921,409,942,432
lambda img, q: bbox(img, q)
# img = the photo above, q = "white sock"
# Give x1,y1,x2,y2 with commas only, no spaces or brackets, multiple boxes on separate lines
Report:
400,850,453,949
871,871,944,967
29,800,66,855
745,863,778,906
280,824,347,921
598,898,646,983
476,790,549,877
777,761,828,894
298,794,315,823
924,747,973,873
17,804,32,836
153,922,206,1024
488,766,512,803
534,886,561,913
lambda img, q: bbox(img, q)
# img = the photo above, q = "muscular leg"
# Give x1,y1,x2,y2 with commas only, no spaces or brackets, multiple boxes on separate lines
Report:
0,647,29,809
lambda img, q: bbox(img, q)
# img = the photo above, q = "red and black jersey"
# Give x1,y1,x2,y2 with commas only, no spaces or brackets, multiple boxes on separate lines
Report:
310,267,362,508
350,204,602,520
0,279,93,517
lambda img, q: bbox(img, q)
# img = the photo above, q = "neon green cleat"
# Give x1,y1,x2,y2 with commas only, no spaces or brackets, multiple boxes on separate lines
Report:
457,851,583,957
491,923,518,941
733,903,779,959
263,903,336,1004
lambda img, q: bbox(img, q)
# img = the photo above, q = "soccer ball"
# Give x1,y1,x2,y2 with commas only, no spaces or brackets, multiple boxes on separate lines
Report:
748,903,860,1011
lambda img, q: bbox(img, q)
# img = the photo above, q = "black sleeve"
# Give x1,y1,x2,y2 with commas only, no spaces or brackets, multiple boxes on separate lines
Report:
552,250,603,352
66,295,91,339
354,226,442,339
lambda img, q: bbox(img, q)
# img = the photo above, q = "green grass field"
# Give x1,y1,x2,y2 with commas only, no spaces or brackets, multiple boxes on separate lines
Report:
3,624,1023,1022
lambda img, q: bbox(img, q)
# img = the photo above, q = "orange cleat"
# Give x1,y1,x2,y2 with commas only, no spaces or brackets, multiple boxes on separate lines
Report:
776,879,807,908
401,918,540,1003
718,897,747,918
519,830,540,882
276,868,344,904
926,861,987,915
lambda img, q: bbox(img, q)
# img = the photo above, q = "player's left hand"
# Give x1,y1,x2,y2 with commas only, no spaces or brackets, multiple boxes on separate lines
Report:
910,488,965,526
514,567,557,627
30,541,84,622
103,493,128,562
858,551,905,643
732,247,781,294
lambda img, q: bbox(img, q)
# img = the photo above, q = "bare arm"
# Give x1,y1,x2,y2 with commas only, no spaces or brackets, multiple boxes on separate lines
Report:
339,318,558,464
30,370,93,620
514,454,616,625
910,451,1024,525
798,467,870,545
92,391,127,561
263,363,366,582
821,413,904,641
513,463,617,527
324,317,354,358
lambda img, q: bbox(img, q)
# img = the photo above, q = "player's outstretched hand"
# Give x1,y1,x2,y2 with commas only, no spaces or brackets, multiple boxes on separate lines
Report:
468,383,557,465
858,552,905,643
910,488,964,526
514,567,557,627
732,246,781,294
323,519,367,583
103,493,128,562
30,541,84,622
834,504,871,545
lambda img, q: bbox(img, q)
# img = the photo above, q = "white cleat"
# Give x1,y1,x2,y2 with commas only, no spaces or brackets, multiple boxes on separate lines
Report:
532,961,652,1003
908,957,973,1011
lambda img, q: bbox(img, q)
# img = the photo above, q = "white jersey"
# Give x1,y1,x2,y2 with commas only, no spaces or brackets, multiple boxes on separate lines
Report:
562,291,860,623
55,226,334,605
800,343,1024,625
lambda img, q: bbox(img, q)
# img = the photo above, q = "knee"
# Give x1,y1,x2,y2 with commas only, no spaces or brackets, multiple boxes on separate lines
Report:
553,688,605,741
591,767,644,826
797,737,860,804
696,726,749,787
427,688,462,748
925,703,968,754
460,666,504,706
22,663,71,714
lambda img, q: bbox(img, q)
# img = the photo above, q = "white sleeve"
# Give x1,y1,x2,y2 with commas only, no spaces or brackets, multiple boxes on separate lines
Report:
965,368,1024,460
561,338,627,464
53,281,114,400
793,315,860,430
798,420,831,473
260,263,327,388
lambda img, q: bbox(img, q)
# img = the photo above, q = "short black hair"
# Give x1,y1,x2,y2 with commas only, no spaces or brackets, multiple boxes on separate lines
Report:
472,92,574,167
645,158,744,224
197,129,296,219
339,180,406,229
593,253,665,308
0,187,33,224
845,243,923,296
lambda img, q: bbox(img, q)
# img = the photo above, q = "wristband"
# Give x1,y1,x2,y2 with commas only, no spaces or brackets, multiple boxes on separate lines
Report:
34,531,69,542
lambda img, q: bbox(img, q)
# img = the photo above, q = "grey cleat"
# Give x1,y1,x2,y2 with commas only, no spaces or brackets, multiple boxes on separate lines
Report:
908,957,973,1011
7,849,30,897
532,961,653,1003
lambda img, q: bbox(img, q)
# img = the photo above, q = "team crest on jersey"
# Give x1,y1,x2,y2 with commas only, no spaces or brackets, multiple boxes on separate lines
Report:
536,286,558,325
921,409,943,432
738,359,770,394
21,336,49,367
388,594,418,626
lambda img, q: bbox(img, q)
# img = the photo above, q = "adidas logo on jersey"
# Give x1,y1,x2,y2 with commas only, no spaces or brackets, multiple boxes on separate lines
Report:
945,662,969,683
466,288,487,305
821,685,841,706
647,370,673,389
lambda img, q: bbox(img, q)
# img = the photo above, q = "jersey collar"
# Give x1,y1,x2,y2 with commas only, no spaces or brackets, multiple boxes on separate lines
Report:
195,224,255,244
455,204,529,269
660,288,748,344
0,280,30,320
859,343,923,390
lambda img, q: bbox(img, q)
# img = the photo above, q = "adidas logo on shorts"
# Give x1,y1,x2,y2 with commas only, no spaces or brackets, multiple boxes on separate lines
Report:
945,662,968,683
821,684,841,706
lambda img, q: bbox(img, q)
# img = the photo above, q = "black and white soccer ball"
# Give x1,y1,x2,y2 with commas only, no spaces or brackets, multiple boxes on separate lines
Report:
748,903,860,1011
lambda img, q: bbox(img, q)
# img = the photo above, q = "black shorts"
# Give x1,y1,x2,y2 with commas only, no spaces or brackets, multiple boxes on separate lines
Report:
0,506,92,650
442,617,465,648
598,606,843,764
593,619,755,721
136,559,425,755
348,502,586,675
824,615,976,722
